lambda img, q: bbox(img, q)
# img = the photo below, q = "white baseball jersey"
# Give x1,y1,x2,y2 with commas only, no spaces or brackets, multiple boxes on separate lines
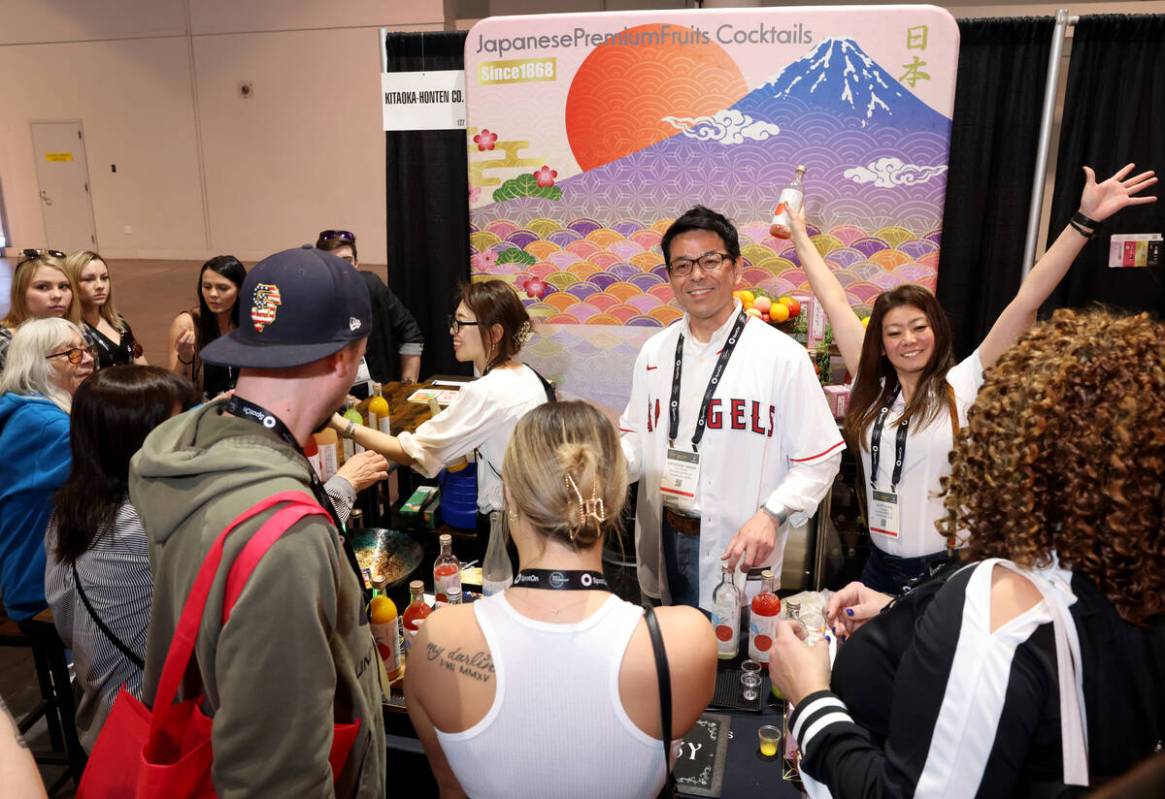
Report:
620,303,844,609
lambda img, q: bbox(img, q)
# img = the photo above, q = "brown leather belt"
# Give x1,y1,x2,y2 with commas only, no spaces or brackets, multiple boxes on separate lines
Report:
663,507,701,536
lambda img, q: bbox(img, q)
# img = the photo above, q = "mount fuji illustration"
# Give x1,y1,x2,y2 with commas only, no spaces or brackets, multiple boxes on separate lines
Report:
736,37,950,132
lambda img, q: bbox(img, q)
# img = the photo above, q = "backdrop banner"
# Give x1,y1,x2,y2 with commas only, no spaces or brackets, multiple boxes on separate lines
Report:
465,6,959,410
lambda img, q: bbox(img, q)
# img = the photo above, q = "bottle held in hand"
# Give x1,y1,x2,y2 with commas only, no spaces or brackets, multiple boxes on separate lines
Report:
769,165,807,239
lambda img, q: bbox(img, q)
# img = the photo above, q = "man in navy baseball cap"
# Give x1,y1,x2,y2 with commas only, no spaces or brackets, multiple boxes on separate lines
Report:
129,245,387,796
201,245,372,369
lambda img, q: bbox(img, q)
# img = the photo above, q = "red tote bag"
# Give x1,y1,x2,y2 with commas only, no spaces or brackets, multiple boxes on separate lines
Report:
79,491,361,798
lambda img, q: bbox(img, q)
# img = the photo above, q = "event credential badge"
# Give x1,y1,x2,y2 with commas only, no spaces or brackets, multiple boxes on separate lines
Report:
661,448,700,514
869,490,900,538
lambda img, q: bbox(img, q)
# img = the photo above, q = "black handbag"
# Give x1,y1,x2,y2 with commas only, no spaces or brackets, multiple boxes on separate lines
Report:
644,605,677,799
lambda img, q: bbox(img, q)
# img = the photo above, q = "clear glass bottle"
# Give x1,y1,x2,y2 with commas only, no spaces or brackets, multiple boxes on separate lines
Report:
769,164,807,239
433,533,462,605
710,563,742,660
748,569,781,663
482,511,513,596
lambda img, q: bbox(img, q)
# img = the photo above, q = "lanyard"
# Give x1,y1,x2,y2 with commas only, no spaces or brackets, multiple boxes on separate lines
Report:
668,311,748,451
869,386,909,491
512,569,609,591
223,396,370,598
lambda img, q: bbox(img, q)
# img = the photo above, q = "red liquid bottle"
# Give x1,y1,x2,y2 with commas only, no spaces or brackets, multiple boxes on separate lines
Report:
433,533,462,605
748,569,781,663
402,579,432,654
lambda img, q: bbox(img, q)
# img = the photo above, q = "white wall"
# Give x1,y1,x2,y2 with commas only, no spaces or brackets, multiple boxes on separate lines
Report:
0,0,445,262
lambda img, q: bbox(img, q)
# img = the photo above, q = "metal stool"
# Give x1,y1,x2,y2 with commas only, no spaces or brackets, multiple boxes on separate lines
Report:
0,607,87,789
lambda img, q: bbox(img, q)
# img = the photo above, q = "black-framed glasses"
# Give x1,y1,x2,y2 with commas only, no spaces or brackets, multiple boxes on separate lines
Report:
448,315,482,335
46,345,96,365
666,251,732,278
317,230,356,244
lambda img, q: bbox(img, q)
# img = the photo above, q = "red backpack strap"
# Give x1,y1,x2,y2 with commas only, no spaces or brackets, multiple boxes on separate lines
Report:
222,500,328,623
145,491,323,757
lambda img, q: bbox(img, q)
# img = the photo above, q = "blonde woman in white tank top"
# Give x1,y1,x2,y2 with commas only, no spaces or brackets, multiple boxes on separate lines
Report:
406,401,717,798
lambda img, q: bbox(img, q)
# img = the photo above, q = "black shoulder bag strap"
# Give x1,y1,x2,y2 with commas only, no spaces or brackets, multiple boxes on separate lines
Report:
644,606,677,798
524,363,558,402
71,561,145,670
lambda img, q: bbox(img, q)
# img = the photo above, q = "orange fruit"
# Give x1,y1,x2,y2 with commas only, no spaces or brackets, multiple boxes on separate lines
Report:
770,302,790,324
370,595,397,624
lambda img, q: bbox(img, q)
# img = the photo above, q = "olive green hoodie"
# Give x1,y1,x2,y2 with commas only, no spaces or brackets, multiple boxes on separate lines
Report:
129,399,386,798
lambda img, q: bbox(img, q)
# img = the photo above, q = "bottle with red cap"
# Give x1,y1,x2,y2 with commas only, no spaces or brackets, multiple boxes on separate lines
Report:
748,569,781,662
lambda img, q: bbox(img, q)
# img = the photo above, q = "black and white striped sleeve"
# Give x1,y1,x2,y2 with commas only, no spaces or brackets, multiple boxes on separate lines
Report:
791,563,1058,799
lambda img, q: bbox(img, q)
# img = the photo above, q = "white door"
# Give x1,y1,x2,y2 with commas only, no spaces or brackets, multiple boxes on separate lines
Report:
31,121,97,253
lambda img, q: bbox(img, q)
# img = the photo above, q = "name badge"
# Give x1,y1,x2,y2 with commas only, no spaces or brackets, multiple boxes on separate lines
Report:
661,448,700,514
869,490,900,538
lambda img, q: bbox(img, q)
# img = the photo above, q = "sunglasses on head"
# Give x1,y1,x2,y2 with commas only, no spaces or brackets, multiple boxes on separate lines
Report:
318,230,356,244
20,248,66,264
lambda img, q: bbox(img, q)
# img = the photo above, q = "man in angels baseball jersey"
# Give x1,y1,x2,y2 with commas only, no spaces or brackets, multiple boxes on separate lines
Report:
620,206,844,610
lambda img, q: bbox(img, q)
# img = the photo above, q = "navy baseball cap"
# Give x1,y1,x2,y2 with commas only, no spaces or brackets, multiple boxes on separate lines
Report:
201,246,371,369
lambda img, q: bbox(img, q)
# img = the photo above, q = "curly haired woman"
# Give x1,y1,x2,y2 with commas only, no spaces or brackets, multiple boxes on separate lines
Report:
769,308,1165,798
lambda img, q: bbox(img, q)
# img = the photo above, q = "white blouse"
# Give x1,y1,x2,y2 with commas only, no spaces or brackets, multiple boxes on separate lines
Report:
397,364,548,512
859,350,984,558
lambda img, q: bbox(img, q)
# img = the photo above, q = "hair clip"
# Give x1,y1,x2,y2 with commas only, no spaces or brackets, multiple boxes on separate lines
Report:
513,320,533,347
564,473,607,532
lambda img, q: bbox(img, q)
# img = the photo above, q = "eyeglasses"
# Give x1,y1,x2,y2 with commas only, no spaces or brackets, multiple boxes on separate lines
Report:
46,345,97,365
317,230,356,244
666,251,733,278
448,315,482,335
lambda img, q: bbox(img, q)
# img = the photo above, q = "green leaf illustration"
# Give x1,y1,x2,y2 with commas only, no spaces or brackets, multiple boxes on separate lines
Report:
497,247,536,266
491,173,563,202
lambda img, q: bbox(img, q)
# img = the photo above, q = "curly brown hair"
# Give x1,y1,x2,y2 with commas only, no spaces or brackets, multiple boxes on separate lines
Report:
938,308,1164,627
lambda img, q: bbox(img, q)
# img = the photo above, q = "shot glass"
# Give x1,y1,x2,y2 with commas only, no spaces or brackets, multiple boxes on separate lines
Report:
801,608,826,646
758,724,781,758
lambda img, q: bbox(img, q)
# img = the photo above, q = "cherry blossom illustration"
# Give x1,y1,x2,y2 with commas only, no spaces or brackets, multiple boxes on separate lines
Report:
533,165,558,188
473,129,498,151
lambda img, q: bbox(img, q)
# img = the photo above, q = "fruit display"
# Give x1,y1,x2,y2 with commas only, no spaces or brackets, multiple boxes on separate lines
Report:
733,289,803,327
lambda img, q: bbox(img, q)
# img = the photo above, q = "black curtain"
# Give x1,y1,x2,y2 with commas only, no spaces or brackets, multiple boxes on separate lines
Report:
385,31,472,378
936,17,1054,360
1044,15,1165,316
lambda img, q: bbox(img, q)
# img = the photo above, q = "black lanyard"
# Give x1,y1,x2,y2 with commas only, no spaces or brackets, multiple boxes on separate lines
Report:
668,311,748,451
512,569,609,591
869,387,909,492
223,396,370,598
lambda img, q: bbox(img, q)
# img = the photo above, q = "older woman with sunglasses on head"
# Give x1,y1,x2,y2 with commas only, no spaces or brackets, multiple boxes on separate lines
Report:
315,229,424,386
0,317,94,622
63,250,147,369
0,249,81,372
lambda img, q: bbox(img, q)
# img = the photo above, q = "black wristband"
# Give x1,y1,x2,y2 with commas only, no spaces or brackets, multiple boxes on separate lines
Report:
1069,220,1095,239
1072,210,1101,231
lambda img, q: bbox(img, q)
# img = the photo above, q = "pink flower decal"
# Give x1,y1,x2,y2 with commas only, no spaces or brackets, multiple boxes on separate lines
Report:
533,165,558,188
471,250,498,272
473,129,498,151
468,185,481,203
523,276,548,299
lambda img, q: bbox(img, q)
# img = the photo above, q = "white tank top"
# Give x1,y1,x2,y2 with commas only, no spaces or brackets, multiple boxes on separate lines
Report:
435,592,667,799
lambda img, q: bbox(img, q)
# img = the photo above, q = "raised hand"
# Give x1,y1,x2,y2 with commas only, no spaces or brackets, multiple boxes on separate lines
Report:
1079,163,1157,223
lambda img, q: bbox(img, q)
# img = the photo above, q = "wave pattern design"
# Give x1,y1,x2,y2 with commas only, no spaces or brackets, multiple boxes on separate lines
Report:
471,216,940,327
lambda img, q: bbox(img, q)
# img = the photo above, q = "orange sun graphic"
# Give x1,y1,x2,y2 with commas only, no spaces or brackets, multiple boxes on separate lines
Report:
565,24,748,172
